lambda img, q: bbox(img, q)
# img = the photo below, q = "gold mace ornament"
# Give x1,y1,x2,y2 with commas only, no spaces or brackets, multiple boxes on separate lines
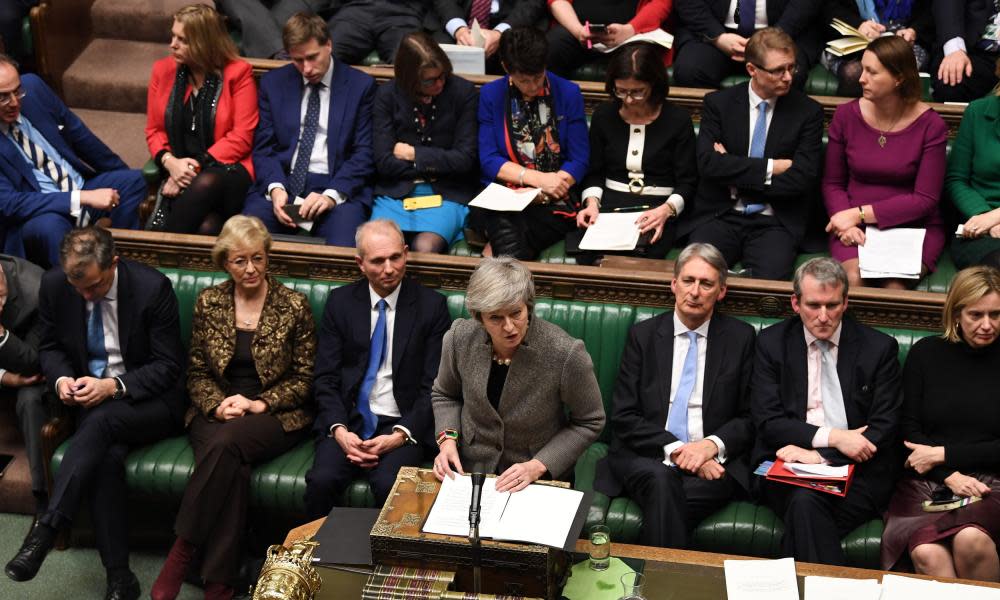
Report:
251,539,323,600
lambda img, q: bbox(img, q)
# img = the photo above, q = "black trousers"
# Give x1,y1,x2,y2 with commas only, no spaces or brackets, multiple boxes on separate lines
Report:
931,48,1000,103
163,164,252,235
614,455,736,549
217,0,332,58
546,25,607,79
303,418,427,519
176,413,307,585
13,384,51,499
473,204,577,261
688,211,797,280
673,36,810,89
327,3,423,64
41,398,178,571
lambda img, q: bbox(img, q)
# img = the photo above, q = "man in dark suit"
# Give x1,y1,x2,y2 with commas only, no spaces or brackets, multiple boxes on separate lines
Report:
4,227,185,600
0,253,49,515
325,0,433,64
244,13,374,247
217,0,334,58
672,0,822,89
304,219,451,517
0,54,144,268
930,0,1000,102
597,243,755,548
429,0,544,68
752,257,902,566
677,27,823,281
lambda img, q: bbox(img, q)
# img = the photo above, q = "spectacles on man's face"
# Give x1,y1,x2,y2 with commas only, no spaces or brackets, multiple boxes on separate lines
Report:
228,255,266,270
613,87,649,101
0,87,26,107
752,63,798,78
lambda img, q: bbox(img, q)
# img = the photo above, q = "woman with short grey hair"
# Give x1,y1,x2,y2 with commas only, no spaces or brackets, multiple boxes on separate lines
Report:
431,257,605,491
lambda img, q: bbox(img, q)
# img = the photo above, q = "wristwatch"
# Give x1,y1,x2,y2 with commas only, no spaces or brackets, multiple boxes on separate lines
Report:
111,377,125,401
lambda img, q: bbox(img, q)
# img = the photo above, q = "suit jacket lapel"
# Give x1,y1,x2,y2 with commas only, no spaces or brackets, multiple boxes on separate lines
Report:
836,320,859,424
730,86,751,156
326,64,349,173
655,315,675,426
353,281,373,359
115,263,133,361
764,95,785,157
702,316,724,414
0,129,39,190
71,289,88,372
391,280,416,373
788,323,809,419
286,71,306,151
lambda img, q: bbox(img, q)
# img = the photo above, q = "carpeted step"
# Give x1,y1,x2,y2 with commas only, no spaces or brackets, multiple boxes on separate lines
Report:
0,401,34,516
73,108,151,169
92,0,215,43
62,39,165,113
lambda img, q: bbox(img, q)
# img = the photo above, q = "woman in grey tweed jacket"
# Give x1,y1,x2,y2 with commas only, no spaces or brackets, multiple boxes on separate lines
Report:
431,257,605,492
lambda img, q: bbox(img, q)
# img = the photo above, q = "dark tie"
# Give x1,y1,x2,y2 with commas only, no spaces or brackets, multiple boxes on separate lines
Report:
735,0,756,39
469,0,492,29
666,331,698,443
9,124,75,192
743,100,768,215
287,82,322,199
357,299,387,439
87,300,108,378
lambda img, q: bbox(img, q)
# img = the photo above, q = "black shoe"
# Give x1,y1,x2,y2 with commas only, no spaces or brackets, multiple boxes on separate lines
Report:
5,523,55,582
105,570,140,600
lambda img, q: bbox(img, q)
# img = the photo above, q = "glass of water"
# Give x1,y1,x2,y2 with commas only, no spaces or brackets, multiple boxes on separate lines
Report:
588,525,611,571
620,571,646,600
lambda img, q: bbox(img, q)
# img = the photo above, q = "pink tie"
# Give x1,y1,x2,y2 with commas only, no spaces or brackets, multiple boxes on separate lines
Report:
469,0,491,29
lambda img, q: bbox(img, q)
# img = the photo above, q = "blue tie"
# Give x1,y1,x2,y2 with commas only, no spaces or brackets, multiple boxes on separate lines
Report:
357,299,387,439
86,301,108,378
666,331,698,443
287,82,322,199
743,100,769,215
736,0,756,38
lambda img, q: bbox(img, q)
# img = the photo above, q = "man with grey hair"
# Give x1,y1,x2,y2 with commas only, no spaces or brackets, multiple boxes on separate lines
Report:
597,243,756,548
5,226,185,600
751,257,902,566
304,219,451,517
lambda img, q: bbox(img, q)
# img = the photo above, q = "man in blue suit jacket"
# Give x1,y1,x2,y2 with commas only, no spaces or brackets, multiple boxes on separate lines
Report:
244,13,374,247
0,55,144,268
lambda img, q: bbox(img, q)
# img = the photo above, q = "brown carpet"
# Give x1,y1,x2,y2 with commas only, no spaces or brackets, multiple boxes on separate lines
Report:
74,108,152,169
0,402,35,516
92,0,215,43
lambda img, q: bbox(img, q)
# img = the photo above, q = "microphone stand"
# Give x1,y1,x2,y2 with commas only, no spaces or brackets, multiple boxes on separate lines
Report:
468,472,485,595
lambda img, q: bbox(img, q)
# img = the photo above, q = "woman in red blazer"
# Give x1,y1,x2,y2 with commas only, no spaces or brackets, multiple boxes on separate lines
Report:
145,4,259,234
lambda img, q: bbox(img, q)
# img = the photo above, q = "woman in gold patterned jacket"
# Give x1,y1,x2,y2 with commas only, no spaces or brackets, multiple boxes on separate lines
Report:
152,215,317,600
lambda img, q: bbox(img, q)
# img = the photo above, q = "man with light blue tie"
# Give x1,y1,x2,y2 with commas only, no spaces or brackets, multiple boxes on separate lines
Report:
0,55,145,268
595,243,756,549
676,27,823,281
304,220,451,517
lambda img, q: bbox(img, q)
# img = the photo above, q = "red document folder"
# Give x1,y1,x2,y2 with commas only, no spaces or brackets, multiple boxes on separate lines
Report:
766,459,855,497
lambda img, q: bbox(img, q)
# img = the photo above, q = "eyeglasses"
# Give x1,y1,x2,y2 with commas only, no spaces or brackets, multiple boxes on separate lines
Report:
0,87,26,107
228,255,266,270
613,87,649,101
420,73,446,88
752,63,799,77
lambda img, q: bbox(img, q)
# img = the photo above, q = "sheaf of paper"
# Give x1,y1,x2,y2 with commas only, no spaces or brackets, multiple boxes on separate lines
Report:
579,212,642,251
439,43,486,75
723,557,799,600
421,474,510,538
593,28,674,53
948,582,1000,599
784,463,849,478
470,20,486,47
804,576,879,600
293,196,314,232
879,574,952,600
468,183,540,212
490,484,583,548
858,227,925,278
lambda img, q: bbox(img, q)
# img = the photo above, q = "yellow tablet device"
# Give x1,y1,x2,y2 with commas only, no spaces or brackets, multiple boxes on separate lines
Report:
403,195,443,210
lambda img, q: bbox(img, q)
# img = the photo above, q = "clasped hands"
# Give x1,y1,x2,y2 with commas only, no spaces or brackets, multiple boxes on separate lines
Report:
776,426,875,465
213,394,268,421
574,23,635,49
670,439,725,480
270,188,336,227
161,155,201,198
960,210,1000,239
825,207,866,247
56,376,116,408
333,426,407,469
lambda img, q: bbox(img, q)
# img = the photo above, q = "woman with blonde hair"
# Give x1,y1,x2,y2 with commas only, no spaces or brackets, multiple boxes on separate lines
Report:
152,215,316,600
146,3,259,234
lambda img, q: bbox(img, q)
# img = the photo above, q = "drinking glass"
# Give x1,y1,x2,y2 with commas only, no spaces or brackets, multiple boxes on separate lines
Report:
620,571,646,600
588,525,611,571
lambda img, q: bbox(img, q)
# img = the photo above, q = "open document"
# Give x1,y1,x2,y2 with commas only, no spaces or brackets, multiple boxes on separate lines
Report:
468,183,540,212
422,474,585,549
881,574,1000,600
858,227,925,279
724,557,798,600
579,212,642,251
593,28,673,53
804,575,880,600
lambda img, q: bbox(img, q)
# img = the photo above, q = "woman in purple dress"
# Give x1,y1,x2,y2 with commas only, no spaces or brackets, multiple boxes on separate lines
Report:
822,35,947,289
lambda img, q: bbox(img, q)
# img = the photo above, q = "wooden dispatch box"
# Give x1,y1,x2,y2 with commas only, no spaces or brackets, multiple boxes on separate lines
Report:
370,467,569,599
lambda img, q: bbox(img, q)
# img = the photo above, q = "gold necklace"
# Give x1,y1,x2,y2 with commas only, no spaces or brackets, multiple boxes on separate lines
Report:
874,106,903,148
492,354,512,366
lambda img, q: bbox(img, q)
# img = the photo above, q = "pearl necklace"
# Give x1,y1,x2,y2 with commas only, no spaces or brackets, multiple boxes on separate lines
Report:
492,354,512,366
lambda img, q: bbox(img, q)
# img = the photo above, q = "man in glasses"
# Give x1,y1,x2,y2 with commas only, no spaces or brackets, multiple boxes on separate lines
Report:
244,12,374,247
676,27,823,282
0,54,145,268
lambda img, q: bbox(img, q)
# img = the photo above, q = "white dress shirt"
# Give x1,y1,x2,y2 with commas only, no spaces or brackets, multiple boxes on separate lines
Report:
445,0,513,37
662,313,727,466
804,323,843,449
723,0,769,31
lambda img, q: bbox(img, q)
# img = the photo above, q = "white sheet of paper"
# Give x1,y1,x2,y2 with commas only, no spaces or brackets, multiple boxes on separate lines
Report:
491,484,584,548
947,582,1000,599
804,576,880,600
468,183,540,212
439,43,485,75
724,557,799,600
784,463,850,478
858,227,925,278
293,196,314,232
879,574,951,600
421,474,510,538
579,212,642,251
470,19,486,48
592,28,674,53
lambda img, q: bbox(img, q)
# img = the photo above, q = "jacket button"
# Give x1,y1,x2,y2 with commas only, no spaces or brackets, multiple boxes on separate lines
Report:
634,128,640,133
495,444,502,451
631,150,638,155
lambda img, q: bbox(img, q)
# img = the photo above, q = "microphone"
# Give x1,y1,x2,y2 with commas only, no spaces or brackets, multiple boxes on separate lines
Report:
468,472,486,536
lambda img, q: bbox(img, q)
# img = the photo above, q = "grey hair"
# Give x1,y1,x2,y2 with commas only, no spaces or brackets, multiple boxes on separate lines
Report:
60,226,115,278
793,257,849,300
355,219,405,257
465,256,536,319
674,243,728,285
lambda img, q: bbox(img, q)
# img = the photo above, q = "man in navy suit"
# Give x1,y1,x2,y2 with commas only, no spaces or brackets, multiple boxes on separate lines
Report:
0,54,144,268
5,226,185,600
304,219,451,517
244,12,374,248
597,243,755,549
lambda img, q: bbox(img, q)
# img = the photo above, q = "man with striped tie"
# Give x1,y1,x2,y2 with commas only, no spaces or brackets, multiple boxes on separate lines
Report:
0,55,144,268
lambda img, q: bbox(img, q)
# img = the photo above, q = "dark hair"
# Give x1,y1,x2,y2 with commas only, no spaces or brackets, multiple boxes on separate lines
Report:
283,12,330,49
604,44,669,107
866,35,921,103
0,53,18,71
394,32,453,101
60,226,116,275
499,27,547,75
744,27,796,69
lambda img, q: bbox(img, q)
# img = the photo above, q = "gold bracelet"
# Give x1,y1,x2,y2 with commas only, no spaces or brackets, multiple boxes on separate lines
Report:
859,206,866,224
